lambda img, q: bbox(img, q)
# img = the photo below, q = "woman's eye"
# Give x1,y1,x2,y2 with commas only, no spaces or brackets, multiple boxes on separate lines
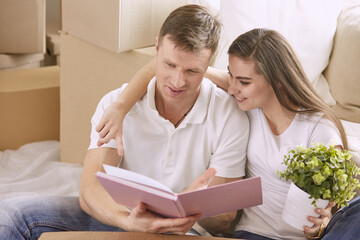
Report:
240,81,250,85
166,63,175,68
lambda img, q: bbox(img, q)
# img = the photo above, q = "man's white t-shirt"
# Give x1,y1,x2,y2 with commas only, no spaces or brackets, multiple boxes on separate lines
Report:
236,108,342,240
89,78,249,193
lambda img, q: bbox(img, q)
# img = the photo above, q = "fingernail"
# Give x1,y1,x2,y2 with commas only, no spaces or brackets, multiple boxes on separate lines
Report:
316,209,321,214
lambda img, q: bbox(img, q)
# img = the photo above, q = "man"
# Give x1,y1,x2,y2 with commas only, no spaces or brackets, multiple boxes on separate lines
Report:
0,5,248,239
87,4,249,234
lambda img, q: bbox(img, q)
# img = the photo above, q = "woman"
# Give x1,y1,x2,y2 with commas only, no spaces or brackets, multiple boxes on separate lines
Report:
96,29,360,239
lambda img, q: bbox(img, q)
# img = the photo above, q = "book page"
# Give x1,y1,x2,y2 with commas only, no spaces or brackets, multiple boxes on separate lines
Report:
103,164,173,194
177,176,262,218
96,172,183,217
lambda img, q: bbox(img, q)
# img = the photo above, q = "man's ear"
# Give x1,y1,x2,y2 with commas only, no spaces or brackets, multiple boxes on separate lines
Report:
155,36,159,52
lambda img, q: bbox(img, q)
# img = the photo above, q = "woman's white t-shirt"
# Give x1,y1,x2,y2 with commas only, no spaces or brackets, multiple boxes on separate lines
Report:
236,108,342,240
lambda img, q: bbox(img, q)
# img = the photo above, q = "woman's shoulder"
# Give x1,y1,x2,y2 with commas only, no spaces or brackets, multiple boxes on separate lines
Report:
295,111,324,126
296,112,341,146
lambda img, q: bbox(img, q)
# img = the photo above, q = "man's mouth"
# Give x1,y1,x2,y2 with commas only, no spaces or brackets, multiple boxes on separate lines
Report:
168,86,184,96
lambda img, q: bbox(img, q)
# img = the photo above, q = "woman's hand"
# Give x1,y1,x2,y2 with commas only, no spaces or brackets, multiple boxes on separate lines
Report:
126,202,201,234
96,102,125,157
304,202,335,238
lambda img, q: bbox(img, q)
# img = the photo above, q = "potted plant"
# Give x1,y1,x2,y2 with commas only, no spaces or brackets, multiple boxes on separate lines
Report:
277,143,360,230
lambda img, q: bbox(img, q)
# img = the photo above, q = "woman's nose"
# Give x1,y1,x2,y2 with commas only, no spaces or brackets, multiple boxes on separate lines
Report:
227,78,238,95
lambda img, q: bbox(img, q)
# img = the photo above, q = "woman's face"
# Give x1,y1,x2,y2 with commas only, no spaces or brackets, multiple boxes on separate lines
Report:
227,55,277,112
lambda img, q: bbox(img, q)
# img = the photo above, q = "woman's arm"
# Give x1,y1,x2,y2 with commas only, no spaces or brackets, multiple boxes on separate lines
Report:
96,62,229,157
96,57,156,156
205,66,230,91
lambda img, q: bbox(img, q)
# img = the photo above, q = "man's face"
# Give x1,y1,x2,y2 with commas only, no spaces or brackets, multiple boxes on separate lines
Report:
155,35,212,105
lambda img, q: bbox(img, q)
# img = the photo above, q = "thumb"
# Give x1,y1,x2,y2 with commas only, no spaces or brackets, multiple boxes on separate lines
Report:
186,168,217,192
198,168,217,187
133,202,147,216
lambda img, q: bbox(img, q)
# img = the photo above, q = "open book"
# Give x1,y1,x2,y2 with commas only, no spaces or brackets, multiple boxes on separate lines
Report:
96,164,262,219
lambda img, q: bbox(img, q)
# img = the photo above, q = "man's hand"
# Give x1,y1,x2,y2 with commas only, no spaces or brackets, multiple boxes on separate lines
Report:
126,202,201,235
304,202,335,238
96,102,125,157
183,168,217,193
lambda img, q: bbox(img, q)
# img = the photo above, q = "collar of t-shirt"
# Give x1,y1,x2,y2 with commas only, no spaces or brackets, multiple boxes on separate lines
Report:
146,77,211,128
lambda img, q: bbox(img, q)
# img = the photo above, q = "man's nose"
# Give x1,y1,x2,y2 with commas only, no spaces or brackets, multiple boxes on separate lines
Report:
171,71,185,88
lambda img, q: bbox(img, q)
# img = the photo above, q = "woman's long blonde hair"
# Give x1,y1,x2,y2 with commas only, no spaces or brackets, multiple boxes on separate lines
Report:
228,28,347,149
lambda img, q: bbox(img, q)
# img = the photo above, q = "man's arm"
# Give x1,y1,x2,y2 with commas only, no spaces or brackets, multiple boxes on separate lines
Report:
79,147,128,227
79,147,201,234
197,176,243,235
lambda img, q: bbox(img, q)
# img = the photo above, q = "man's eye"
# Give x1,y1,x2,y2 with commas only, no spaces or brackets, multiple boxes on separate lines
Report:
167,63,175,68
188,70,199,74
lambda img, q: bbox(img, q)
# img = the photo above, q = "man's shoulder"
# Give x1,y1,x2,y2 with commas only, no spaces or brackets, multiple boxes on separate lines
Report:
99,84,128,106
202,78,230,98
202,78,244,112
201,79,248,128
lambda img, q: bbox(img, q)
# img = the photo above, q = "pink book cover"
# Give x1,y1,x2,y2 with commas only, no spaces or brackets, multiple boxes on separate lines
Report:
96,165,262,218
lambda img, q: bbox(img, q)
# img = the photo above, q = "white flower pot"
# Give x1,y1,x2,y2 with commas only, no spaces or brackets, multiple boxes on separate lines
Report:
282,182,329,230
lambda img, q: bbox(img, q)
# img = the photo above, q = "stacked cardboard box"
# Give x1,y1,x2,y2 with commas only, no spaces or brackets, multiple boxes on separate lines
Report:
0,0,46,71
0,0,46,54
45,22,61,66
60,0,187,164
0,66,60,151
0,53,44,71
62,0,187,53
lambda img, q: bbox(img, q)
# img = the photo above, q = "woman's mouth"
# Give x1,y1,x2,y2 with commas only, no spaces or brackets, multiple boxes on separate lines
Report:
235,96,247,103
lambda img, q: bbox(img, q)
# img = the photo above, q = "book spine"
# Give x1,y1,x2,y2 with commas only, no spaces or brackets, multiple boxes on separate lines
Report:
174,197,187,217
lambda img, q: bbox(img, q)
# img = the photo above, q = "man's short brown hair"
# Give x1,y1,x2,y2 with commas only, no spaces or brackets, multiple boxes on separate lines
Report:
158,4,221,56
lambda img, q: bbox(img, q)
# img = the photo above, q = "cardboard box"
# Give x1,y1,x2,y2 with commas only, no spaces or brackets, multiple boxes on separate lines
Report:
62,0,187,53
0,0,46,54
44,54,60,67
45,21,61,66
46,22,61,56
0,53,44,71
60,33,155,164
39,232,234,240
0,66,60,151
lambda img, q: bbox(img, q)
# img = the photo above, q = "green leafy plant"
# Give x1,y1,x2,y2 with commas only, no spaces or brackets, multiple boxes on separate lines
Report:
277,143,360,207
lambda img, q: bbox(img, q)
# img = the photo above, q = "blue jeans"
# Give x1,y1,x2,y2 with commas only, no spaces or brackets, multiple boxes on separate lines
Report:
0,196,124,240
0,196,201,240
234,196,360,240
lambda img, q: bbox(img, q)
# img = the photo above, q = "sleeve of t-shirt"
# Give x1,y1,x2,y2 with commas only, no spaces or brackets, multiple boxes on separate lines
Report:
88,84,127,150
208,97,250,178
309,117,342,148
